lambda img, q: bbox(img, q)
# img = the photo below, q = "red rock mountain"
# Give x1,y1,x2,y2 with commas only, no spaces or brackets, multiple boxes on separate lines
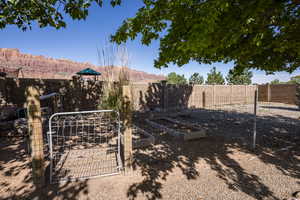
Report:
0,48,165,82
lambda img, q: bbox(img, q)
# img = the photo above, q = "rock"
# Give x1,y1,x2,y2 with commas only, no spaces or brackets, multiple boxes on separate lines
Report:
154,107,162,112
0,120,14,131
0,48,165,81
184,130,207,141
0,106,17,121
0,118,28,136
293,191,300,198
234,121,241,125
13,118,28,135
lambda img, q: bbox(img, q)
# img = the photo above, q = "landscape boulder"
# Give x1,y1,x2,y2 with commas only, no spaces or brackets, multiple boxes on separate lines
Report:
0,120,14,131
0,106,17,121
13,118,28,135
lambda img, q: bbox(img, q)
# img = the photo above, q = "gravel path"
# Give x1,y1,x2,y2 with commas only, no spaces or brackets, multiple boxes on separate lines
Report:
1,103,299,200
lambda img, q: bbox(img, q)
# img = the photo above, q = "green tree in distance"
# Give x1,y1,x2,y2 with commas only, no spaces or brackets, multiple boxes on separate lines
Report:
166,72,187,84
206,67,225,85
189,73,204,85
288,76,300,84
270,79,281,84
226,69,253,85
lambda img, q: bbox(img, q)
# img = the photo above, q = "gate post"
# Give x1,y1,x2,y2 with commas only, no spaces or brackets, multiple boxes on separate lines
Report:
122,85,133,171
253,89,258,149
161,80,168,112
267,83,271,102
26,86,45,187
202,91,206,108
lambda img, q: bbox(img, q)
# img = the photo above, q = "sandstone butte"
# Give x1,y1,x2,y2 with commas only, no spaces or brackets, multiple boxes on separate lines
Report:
0,48,165,82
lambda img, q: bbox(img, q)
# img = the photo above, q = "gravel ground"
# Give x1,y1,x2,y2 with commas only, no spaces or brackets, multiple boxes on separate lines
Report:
0,102,299,200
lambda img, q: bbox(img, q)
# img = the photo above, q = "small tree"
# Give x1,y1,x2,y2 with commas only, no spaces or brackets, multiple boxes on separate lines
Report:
226,68,252,85
98,42,131,119
189,73,204,85
270,79,281,84
288,76,300,84
166,72,187,84
205,67,225,85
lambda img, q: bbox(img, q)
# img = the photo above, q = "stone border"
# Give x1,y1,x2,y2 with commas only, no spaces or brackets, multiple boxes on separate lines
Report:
132,126,155,148
146,118,183,138
146,118,206,141
163,116,200,128
121,125,155,149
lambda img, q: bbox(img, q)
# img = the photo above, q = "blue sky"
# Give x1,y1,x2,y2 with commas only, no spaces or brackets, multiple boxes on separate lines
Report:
0,1,298,83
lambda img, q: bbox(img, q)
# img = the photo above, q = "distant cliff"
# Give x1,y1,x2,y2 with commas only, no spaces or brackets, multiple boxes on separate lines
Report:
0,48,165,82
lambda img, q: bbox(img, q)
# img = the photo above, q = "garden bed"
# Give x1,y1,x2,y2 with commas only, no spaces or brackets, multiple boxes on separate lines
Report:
121,125,155,149
146,117,206,141
132,126,155,148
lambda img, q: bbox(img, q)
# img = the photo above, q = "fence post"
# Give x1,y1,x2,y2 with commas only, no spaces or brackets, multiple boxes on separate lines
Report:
191,85,195,109
230,85,233,105
122,85,133,171
161,80,168,112
26,86,45,187
202,91,206,108
267,83,271,102
253,89,258,149
212,85,215,106
245,85,247,104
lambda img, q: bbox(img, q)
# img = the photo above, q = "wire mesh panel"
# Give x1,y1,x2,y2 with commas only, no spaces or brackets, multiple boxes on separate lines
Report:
169,86,258,146
49,110,122,183
201,90,256,142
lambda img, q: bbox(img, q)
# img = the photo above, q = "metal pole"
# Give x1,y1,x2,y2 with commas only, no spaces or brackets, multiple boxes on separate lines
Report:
117,111,122,171
47,131,53,184
253,89,258,149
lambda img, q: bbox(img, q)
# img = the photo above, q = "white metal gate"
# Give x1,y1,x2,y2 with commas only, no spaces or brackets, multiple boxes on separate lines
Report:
48,110,122,183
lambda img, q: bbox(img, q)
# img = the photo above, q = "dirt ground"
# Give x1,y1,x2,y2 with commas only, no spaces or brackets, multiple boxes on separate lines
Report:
0,103,299,200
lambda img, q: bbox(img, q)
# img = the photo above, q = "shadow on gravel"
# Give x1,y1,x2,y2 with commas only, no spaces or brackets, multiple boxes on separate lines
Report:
0,137,89,200
128,101,300,200
260,105,299,112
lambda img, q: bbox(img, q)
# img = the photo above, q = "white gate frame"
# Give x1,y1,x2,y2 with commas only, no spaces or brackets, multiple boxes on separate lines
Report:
48,109,122,183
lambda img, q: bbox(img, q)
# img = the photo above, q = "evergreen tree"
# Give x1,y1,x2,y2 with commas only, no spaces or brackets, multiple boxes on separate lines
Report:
205,67,225,85
189,73,204,85
270,79,281,84
166,72,187,84
226,69,252,85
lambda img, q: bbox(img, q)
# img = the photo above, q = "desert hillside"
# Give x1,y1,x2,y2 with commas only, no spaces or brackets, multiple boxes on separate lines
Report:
0,48,165,82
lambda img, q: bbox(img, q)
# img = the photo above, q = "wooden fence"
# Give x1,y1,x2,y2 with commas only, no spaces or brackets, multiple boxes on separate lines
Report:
258,84,297,105
130,83,257,111
1,77,297,112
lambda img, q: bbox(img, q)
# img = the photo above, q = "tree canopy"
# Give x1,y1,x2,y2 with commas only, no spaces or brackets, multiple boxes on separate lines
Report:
226,69,253,85
0,0,121,30
112,0,300,73
189,73,204,85
206,67,225,85
2,0,299,74
166,72,187,84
